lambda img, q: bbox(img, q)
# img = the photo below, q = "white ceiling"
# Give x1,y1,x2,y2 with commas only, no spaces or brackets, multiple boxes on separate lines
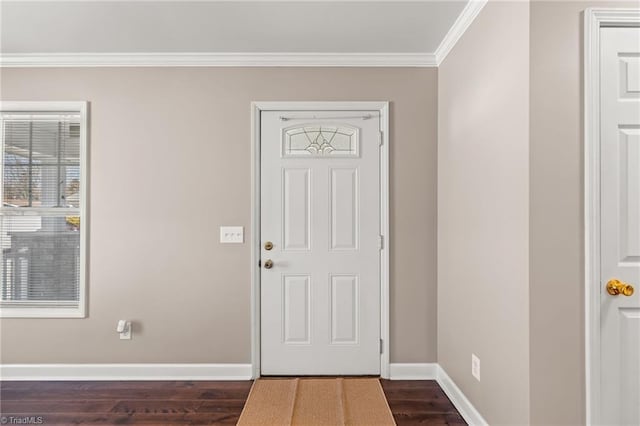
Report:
0,1,469,54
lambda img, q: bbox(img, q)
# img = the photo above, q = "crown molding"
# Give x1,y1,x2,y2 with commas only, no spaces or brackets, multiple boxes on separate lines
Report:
0,52,437,68
7,0,443,2
434,0,487,66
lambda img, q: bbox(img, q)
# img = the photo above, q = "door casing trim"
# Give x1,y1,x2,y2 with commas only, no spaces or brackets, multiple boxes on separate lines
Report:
584,8,640,425
250,101,390,379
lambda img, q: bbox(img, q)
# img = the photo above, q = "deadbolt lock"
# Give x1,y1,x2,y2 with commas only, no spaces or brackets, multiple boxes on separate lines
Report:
264,241,273,251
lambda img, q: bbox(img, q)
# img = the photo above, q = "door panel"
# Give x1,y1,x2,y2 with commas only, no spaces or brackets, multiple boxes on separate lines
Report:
283,275,311,344
619,128,640,263
331,274,359,344
260,110,380,375
600,27,640,426
283,168,311,251
330,168,359,251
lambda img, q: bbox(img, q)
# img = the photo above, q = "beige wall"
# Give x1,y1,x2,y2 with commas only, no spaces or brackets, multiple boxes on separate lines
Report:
0,67,438,364
529,1,638,424
438,1,531,425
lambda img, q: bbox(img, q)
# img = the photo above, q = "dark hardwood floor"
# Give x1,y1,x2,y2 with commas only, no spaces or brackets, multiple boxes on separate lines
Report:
380,380,466,425
0,379,465,425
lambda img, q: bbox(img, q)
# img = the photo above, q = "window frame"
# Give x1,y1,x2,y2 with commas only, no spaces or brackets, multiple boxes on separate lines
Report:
0,101,88,318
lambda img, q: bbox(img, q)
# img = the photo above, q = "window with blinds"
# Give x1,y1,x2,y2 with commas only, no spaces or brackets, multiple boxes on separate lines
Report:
0,103,87,318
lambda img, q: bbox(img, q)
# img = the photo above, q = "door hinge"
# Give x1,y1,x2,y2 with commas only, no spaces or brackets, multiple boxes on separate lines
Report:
378,131,384,146
380,339,384,354
378,235,384,250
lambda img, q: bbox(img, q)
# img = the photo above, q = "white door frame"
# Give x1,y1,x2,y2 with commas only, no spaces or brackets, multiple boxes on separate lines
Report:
584,8,640,424
250,101,390,379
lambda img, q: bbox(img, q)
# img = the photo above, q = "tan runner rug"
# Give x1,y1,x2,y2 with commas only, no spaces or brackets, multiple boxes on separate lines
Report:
237,378,396,426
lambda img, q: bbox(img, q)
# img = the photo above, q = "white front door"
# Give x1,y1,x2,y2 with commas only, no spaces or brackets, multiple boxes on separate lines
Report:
600,27,640,425
260,109,381,375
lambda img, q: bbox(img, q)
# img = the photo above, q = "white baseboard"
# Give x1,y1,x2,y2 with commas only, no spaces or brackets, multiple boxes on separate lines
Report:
436,367,488,426
389,363,488,426
389,363,438,380
0,363,253,381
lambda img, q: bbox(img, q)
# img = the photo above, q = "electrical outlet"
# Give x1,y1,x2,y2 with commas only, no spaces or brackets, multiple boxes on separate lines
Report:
471,354,480,381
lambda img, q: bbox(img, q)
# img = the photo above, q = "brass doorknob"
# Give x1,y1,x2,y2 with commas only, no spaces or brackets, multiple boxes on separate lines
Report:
606,279,634,296
264,259,273,269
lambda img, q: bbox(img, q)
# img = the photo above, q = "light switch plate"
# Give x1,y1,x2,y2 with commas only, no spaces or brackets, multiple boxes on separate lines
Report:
220,226,244,243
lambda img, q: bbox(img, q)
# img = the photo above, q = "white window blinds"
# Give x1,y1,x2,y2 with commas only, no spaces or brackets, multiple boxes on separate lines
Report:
0,105,87,317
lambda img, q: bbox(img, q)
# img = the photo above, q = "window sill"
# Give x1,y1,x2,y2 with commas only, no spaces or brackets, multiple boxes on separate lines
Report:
0,306,86,318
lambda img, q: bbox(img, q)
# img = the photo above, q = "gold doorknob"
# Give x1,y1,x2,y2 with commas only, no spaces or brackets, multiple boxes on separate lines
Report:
264,259,273,269
264,241,273,251
606,279,634,296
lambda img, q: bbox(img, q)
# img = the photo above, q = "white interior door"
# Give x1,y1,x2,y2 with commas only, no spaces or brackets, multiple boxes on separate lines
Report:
600,27,640,425
260,109,381,375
